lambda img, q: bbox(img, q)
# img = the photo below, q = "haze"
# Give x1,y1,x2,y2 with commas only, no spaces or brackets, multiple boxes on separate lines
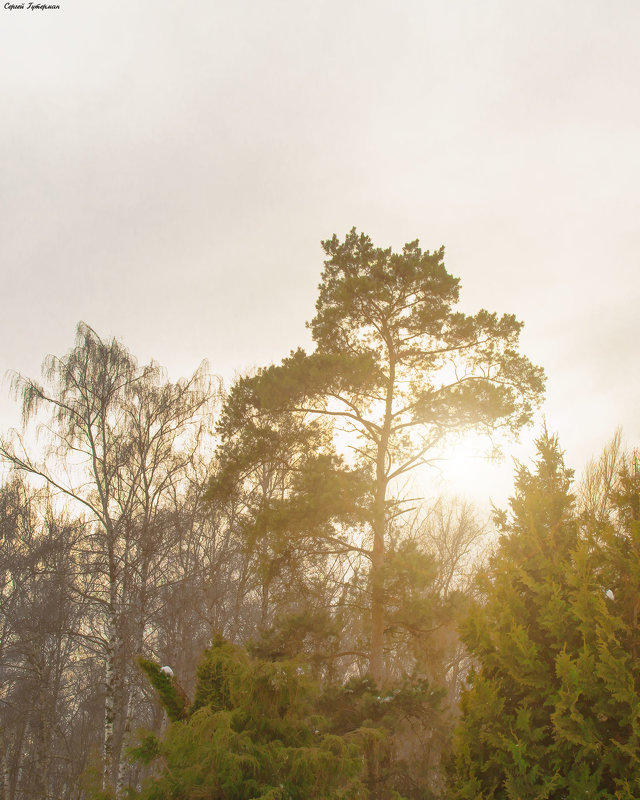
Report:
2,0,639,506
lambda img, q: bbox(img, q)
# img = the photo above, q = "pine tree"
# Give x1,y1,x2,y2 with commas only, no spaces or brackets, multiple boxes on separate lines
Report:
218,230,544,683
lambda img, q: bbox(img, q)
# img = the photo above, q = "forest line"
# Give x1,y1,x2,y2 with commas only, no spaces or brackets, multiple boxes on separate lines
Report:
0,232,637,799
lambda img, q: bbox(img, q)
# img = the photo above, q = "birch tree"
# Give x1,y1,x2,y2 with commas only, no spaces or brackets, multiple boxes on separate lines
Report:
0,322,217,796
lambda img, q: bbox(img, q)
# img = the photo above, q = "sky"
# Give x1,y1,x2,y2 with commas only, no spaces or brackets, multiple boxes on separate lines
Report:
1,0,640,510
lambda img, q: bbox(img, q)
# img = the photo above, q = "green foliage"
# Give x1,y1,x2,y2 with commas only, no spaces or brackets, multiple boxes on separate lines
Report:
245,230,545,443
206,371,371,643
450,433,640,799
248,608,342,673
313,229,545,438
138,658,191,722
211,230,544,684
320,675,447,799
132,637,367,799
244,452,371,548
191,634,251,714
383,539,457,664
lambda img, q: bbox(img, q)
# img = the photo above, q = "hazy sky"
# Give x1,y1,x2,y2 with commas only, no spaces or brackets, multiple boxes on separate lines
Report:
2,0,639,507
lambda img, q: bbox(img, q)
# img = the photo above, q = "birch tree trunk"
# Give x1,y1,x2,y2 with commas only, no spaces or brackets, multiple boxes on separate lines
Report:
102,599,123,791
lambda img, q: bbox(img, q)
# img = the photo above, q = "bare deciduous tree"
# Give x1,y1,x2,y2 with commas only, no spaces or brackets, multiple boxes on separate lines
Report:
0,323,219,796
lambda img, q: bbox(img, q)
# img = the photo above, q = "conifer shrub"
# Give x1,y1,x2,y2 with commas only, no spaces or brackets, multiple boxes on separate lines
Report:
138,659,191,722
131,636,367,799
450,433,640,799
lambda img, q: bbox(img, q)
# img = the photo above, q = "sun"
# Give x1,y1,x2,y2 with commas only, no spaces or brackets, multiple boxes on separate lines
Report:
409,431,517,508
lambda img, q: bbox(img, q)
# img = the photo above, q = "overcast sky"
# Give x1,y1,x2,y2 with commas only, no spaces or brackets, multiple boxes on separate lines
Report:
2,0,639,507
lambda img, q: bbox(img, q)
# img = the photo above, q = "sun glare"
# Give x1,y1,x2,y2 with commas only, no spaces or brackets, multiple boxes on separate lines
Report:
409,431,516,509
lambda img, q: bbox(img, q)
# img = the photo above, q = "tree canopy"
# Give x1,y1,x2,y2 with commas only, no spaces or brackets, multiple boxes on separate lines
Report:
213,229,545,683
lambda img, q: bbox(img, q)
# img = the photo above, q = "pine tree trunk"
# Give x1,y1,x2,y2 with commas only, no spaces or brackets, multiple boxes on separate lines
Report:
369,352,395,686
370,531,385,685
260,575,270,629
370,474,386,685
